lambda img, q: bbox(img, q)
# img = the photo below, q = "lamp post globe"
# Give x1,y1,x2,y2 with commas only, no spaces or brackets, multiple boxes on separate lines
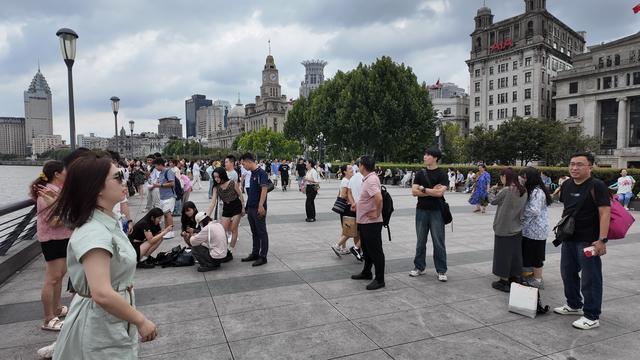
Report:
110,96,120,153
129,120,135,159
56,28,78,149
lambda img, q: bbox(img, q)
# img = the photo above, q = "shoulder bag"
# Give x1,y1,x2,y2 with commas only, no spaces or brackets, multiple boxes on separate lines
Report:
552,179,593,247
422,170,453,225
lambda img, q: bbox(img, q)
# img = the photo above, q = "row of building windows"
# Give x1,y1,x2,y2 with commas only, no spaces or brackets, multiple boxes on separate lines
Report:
596,72,640,90
475,105,533,122
474,58,531,78
480,88,533,107
474,72,532,92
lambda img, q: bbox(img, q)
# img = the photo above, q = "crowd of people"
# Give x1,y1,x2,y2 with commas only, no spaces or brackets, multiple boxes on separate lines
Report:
26,145,633,358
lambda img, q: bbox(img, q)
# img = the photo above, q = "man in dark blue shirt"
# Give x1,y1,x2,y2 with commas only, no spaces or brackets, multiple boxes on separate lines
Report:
240,152,269,266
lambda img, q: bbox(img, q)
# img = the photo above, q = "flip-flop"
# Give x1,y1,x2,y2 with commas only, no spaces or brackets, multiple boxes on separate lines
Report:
41,317,63,331
57,305,68,318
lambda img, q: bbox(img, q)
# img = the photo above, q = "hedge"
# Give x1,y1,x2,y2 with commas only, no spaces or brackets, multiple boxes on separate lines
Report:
331,163,640,195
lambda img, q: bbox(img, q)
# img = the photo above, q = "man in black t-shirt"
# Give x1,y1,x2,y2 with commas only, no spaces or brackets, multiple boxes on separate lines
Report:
295,158,306,190
555,152,610,330
279,160,291,191
409,148,449,282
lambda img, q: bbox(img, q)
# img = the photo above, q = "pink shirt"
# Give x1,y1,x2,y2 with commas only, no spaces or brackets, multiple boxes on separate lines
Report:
356,172,382,224
181,174,192,192
36,183,73,242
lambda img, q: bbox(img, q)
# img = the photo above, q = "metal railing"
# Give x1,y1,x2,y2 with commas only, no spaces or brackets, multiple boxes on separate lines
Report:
0,199,37,256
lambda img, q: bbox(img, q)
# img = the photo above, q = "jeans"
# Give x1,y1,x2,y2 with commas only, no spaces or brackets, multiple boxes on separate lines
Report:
359,222,385,282
414,208,447,274
172,199,183,216
560,241,603,320
247,207,269,258
208,179,215,199
305,185,317,219
618,192,633,207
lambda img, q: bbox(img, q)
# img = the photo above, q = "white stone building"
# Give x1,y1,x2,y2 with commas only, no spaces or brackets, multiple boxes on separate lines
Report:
31,134,63,155
428,82,470,135
466,0,585,129
299,60,327,98
24,68,53,150
554,32,640,168
244,53,291,133
77,133,110,150
158,116,182,138
0,117,26,156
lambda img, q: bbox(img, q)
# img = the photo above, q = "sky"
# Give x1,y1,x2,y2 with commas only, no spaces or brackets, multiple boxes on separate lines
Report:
0,0,639,142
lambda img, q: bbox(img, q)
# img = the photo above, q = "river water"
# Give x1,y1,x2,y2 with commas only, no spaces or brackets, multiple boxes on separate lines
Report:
0,165,41,205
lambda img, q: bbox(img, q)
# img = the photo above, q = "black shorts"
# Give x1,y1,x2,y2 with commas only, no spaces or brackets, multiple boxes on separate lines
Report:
222,198,242,218
40,239,69,262
522,236,546,268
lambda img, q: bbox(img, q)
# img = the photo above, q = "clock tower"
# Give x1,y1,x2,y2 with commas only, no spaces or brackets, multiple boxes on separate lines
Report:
260,54,281,98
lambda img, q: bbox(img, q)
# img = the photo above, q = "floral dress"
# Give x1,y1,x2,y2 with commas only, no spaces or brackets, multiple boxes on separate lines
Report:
469,171,491,206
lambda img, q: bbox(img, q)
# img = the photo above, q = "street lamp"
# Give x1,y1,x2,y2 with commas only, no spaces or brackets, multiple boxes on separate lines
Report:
56,28,78,149
110,96,120,153
129,120,135,159
316,132,325,163
435,111,444,151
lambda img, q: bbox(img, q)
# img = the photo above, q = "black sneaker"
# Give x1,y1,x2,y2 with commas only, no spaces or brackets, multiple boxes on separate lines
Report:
241,254,260,262
351,272,373,280
366,279,385,290
197,263,220,272
221,250,233,263
491,280,511,293
136,256,156,269
349,246,363,262
252,257,268,267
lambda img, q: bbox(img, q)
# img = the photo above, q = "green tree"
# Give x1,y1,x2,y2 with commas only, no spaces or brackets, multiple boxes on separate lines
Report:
441,123,466,164
465,125,499,164
495,117,546,165
236,128,302,160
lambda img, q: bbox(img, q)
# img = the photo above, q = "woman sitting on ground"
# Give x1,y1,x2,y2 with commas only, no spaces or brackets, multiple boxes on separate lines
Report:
129,207,173,268
180,201,199,247
189,213,233,272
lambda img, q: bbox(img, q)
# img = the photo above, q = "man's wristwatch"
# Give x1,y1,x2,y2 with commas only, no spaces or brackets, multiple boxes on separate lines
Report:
598,237,608,243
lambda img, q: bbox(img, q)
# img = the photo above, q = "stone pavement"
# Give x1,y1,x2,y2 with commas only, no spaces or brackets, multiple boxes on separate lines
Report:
1,178,640,359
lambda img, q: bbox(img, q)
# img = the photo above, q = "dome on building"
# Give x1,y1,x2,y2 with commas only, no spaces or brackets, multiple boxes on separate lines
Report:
27,68,51,95
477,6,492,15
229,104,244,118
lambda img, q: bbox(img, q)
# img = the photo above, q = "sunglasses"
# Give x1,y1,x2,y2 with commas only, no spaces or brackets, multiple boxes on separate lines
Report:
113,172,125,183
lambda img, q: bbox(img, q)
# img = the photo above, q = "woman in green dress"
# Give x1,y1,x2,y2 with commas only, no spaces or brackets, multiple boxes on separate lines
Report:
49,155,157,359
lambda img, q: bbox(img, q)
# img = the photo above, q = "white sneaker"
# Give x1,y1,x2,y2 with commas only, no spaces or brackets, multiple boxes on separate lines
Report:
163,231,175,239
553,304,584,315
37,342,55,359
437,273,448,282
572,316,600,330
409,269,427,277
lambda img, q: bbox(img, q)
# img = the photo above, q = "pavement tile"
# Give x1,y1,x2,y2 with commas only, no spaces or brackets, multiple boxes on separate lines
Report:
137,297,217,325
139,317,226,357
384,327,543,360
0,320,58,348
207,270,303,296
546,331,640,360
331,349,393,359
140,344,233,360
309,277,409,299
353,304,483,347
213,283,323,315
448,294,526,325
229,321,378,360
0,341,53,360
599,294,640,331
329,287,440,319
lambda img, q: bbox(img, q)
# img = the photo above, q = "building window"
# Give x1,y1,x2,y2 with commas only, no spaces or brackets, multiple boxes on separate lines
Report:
569,82,578,94
489,80,494,90
475,97,480,106
465,107,469,115
569,104,578,117
512,107,517,117
513,61,518,70
489,95,493,105
568,50,571,57
488,110,493,120
598,57,604,68
525,57,532,67
474,112,480,122
475,82,480,92
603,76,612,89
614,75,618,88
524,105,531,116
597,78,601,90
513,91,518,101
489,67,494,75
525,72,532,83
513,75,518,86
606,56,612,67
525,88,532,99
560,46,565,53
634,72,640,85
475,69,480,77
553,42,557,49
627,73,631,86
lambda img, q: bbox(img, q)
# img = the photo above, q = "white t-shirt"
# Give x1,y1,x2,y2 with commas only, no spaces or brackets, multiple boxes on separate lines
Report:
617,175,636,194
241,165,251,188
305,168,321,182
227,169,239,182
352,164,359,174
193,162,201,175
348,172,363,202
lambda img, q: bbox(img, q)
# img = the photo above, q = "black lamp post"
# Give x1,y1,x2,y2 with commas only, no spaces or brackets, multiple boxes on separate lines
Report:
110,96,120,153
316,132,325,163
129,120,135,159
56,28,78,149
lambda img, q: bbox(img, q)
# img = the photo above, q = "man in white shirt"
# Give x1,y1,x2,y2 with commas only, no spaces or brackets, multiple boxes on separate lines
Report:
192,161,202,190
146,162,161,211
347,159,364,261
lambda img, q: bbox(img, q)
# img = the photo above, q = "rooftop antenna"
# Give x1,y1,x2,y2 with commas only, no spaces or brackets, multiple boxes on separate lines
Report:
268,39,271,55
37,58,40,72
237,92,241,104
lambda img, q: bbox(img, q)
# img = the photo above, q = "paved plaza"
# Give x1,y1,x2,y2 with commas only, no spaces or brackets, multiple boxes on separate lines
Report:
1,179,640,359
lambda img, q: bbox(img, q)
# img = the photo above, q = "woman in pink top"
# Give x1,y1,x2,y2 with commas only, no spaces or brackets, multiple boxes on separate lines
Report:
31,160,73,331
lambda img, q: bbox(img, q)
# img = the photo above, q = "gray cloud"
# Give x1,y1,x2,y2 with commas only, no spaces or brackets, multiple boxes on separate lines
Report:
0,0,638,140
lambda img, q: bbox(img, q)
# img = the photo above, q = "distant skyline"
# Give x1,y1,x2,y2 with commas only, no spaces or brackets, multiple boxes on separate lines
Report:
0,0,638,142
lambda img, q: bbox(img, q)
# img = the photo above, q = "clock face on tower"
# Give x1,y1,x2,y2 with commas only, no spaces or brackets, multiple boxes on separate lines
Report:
270,73,277,81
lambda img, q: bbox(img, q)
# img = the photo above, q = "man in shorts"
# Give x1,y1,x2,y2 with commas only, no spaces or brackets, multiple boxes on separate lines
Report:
152,158,176,239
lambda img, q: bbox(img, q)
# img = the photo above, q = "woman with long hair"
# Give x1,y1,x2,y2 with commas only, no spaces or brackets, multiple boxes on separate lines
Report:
469,164,491,213
180,201,199,247
331,165,355,256
129,207,173,268
489,167,528,292
304,159,321,222
207,167,244,254
49,155,157,359
31,160,73,332
521,167,552,289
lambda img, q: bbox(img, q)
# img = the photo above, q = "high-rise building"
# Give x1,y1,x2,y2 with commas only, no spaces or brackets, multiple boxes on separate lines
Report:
245,51,291,133
554,32,640,168
24,67,53,150
299,60,327,98
0,117,27,156
208,96,245,149
158,116,182,138
196,105,225,138
32,134,63,155
185,95,212,138
213,100,231,129
466,0,585,129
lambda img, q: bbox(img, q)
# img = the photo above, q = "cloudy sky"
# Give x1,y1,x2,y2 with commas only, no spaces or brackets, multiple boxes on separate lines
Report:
1,0,638,141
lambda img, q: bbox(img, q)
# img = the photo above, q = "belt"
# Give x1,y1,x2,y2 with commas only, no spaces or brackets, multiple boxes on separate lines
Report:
77,285,134,333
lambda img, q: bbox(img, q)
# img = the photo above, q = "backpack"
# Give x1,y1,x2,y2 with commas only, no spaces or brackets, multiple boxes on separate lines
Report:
165,170,184,199
381,185,394,241
155,246,194,267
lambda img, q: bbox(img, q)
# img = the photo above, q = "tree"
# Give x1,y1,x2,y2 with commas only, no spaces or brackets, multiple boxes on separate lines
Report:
465,125,499,164
236,128,302,160
441,123,466,164
285,56,435,162
495,117,545,165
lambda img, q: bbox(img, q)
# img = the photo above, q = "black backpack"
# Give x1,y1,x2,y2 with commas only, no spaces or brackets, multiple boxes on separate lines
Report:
155,246,194,267
381,185,394,241
165,170,184,199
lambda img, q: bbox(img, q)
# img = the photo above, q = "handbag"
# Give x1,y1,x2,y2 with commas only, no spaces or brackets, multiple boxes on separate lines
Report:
552,179,593,247
609,195,635,239
267,179,275,193
342,216,358,238
422,170,453,225
508,283,539,318
332,196,350,214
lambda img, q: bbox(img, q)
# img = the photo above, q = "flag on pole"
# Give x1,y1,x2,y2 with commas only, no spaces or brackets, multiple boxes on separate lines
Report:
435,78,441,88
634,3,640,14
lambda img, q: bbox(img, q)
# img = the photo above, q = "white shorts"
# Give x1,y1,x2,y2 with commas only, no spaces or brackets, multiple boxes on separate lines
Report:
160,198,176,213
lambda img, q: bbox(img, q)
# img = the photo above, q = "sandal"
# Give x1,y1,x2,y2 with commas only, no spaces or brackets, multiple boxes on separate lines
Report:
56,305,68,318
41,317,63,331
473,209,481,213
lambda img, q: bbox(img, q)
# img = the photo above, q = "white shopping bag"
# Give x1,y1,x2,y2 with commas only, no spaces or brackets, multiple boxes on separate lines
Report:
508,283,538,318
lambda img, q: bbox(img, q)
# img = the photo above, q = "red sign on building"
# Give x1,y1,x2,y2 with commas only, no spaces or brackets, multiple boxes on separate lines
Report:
489,39,513,53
